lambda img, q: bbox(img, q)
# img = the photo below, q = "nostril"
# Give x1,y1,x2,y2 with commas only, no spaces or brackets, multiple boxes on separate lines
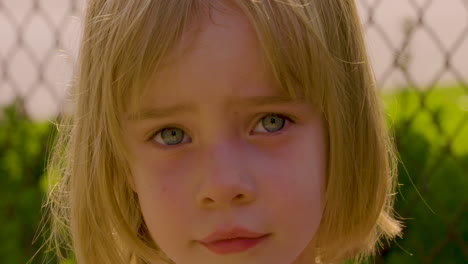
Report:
202,197,215,204
235,194,244,200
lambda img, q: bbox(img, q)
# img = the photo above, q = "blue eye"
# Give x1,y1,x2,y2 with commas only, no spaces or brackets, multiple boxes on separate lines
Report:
254,113,289,133
150,113,292,147
153,127,188,146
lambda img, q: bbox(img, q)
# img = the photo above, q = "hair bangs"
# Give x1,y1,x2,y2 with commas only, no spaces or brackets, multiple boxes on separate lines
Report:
234,0,343,114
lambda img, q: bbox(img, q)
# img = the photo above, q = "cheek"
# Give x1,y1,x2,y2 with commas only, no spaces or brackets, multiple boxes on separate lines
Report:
130,154,195,238
133,154,193,203
267,151,324,214
131,149,194,195
263,127,326,223
266,127,325,190
133,171,196,253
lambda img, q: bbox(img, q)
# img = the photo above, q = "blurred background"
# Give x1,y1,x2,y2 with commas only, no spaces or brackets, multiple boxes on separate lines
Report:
0,0,467,263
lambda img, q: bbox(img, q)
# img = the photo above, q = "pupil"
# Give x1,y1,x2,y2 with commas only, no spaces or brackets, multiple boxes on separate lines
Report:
162,128,183,145
263,115,284,132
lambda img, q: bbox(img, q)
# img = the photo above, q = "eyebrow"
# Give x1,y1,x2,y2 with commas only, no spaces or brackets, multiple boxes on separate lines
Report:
127,95,299,121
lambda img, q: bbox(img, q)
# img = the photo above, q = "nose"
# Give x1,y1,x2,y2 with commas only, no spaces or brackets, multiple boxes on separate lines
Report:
195,140,257,209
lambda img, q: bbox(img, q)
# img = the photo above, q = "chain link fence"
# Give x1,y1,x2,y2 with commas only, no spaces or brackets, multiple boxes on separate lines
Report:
0,0,84,120
0,0,467,263
359,1,468,263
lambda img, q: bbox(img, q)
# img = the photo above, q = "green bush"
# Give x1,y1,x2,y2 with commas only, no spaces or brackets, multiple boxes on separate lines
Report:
379,86,468,263
0,100,56,263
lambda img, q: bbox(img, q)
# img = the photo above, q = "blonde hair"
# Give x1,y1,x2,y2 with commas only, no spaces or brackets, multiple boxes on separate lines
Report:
43,0,402,263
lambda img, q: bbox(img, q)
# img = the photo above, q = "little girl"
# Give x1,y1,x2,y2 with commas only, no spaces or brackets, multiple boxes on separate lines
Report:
43,0,402,263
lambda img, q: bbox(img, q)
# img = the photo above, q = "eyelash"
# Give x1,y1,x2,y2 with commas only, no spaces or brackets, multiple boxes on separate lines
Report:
147,112,295,148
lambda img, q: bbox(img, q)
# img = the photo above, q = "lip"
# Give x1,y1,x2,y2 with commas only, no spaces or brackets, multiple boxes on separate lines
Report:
198,227,270,255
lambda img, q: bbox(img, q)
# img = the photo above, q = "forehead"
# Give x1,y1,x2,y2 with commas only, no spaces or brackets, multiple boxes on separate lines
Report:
174,1,256,60
136,3,286,107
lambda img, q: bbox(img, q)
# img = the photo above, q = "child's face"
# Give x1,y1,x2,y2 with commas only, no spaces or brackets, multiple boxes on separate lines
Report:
122,4,326,264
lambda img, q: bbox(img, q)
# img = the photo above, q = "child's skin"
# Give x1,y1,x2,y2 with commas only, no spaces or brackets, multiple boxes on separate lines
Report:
122,2,327,264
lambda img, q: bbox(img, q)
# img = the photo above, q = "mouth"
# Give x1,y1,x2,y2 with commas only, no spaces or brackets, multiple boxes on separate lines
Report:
199,234,270,255
198,226,271,255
